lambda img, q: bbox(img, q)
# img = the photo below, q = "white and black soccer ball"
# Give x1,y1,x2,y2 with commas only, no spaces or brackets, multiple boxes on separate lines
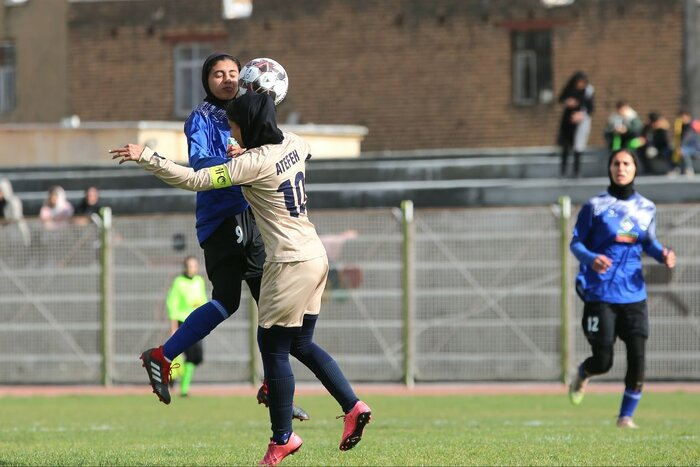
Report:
238,57,289,106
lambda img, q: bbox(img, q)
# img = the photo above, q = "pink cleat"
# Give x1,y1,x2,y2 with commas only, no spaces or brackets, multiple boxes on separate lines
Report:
259,432,303,466
339,400,372,451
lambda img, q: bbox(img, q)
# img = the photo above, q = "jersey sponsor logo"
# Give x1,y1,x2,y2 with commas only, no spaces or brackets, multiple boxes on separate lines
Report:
275,149,301,175
615,231,638,243
209,164,233,188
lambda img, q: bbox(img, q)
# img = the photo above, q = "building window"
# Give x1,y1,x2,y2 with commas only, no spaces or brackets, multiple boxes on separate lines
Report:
174,44,213,118
511,30,552,106
0,42,16,114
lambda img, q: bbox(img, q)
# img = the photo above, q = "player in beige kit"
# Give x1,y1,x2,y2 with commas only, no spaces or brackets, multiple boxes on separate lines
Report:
111,92,371,466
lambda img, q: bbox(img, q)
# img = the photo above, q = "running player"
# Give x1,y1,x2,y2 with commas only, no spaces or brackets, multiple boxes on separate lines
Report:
133,52,308,420
568,148,676,428
111,92,371,466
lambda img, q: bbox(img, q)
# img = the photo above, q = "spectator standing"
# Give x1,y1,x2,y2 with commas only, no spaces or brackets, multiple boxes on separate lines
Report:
39,185,74,229
557,71,595,178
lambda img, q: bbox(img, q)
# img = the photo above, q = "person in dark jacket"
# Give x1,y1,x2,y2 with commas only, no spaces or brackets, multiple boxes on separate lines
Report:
557,71,595,178
638,112,672,175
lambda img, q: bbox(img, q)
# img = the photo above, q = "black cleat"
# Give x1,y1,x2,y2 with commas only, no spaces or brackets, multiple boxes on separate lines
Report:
257,381,310,421
140,346,174,405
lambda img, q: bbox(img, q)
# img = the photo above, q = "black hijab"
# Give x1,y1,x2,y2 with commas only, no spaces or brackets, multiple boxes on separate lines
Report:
201,52,241,108
226,92,283,149
607,149,638,200
560,71,588,100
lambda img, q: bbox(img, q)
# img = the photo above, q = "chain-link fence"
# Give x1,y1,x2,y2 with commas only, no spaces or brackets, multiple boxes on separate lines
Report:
0,221,102,383
1,203,699,385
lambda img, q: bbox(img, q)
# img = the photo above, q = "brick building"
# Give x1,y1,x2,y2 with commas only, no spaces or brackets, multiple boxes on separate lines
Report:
1,0,698,152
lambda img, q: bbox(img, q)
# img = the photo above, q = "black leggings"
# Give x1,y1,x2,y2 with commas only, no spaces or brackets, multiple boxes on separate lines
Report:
560,145,581,176
582,336,646,391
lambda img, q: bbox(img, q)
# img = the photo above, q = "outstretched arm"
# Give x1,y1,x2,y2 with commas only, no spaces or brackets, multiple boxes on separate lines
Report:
110,144,232,192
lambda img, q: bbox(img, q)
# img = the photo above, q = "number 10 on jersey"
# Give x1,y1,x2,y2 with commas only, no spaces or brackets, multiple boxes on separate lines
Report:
277,171,307,217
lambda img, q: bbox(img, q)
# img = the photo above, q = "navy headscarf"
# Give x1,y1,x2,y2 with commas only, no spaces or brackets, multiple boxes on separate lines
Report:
226,92,283,149
201,52,241,108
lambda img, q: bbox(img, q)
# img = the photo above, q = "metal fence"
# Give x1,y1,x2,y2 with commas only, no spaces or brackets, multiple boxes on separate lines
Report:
0,202,698,385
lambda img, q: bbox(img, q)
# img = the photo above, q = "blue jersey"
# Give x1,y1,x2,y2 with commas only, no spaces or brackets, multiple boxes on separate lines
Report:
185,101,249,244
570,191,665,304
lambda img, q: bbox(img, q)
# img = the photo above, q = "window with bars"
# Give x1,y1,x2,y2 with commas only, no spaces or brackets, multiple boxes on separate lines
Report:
511,30,552,106
173,44,214,118
0,42,16,114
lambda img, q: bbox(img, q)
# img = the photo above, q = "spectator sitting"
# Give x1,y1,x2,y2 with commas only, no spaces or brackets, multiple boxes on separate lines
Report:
638,112,672,175
39,185,74,229
605,100,643,154
0,177,30,245
74,186,102,225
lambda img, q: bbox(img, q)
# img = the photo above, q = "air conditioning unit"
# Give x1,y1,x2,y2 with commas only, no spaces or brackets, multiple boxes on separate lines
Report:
222,0,252,19
541,0,575,7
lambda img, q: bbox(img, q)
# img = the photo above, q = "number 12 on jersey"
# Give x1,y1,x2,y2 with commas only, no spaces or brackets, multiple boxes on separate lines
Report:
277,171,307,217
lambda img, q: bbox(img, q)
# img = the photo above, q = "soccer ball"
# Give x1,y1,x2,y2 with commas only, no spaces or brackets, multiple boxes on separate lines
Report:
238,57,289,106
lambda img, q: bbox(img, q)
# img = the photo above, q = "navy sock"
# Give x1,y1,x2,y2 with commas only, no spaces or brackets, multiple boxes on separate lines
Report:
290,316,358,413
163,301,228,361
619,389,642,418
257,326,296,439
316,359,359,413
267,375,295,438
271,431,291,445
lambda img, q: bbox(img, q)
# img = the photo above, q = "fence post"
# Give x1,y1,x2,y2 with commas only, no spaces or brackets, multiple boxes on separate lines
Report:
401,200,415,387
558,196,572,385
100,207,113,387
248,293,258,386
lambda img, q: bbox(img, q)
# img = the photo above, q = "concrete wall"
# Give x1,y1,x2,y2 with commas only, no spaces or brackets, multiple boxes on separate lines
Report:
0,122,366,166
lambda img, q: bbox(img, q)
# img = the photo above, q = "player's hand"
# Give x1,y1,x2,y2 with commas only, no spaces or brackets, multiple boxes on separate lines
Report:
663,248,676,269
591,255,612,274
109,144,145,164
226,145,246,158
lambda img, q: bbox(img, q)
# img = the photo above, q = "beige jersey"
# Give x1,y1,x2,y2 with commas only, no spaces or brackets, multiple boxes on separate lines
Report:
139,131,326,263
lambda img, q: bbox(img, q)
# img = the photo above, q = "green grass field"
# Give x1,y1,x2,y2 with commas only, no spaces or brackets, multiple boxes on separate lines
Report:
1,392,698,466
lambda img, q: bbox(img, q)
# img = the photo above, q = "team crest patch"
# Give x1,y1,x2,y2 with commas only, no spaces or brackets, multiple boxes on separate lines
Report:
616,216,638,243
620,217,634,232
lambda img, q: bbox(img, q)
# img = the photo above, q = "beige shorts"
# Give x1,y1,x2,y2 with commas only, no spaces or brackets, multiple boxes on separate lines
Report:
257,255,329,328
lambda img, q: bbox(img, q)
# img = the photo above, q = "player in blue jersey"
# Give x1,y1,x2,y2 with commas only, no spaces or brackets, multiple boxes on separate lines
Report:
136,52,308,420
568,148,676,428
